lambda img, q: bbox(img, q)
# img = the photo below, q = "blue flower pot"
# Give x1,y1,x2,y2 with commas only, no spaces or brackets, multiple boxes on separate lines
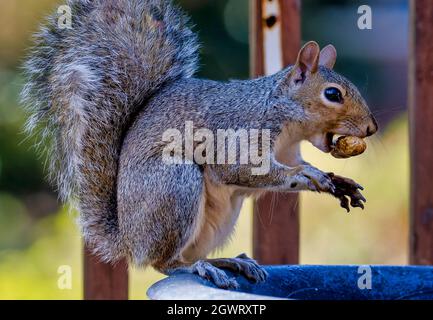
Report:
147,265,433,300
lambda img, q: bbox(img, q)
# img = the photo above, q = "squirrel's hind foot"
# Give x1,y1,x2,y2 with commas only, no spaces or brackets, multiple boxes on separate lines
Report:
205,253,268,284
169,254,267,290
172,260,239,289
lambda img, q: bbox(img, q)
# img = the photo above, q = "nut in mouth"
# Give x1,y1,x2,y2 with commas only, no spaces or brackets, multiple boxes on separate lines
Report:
310,132,341,153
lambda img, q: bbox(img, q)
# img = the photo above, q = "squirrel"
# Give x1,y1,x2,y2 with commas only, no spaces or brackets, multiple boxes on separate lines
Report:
22,0,378,289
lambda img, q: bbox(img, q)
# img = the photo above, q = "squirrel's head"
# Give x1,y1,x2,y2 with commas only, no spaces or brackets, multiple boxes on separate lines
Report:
273,41,378,153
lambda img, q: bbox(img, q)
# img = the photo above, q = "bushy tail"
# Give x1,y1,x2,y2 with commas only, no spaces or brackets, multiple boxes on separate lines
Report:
21,0,199,262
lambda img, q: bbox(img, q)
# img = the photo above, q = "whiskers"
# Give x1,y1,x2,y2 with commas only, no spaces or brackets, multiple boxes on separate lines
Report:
372,106,406,118
338,117,365,137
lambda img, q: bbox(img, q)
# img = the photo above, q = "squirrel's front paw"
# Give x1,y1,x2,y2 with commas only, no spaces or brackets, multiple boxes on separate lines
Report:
291,165,335,193
327,173,366,212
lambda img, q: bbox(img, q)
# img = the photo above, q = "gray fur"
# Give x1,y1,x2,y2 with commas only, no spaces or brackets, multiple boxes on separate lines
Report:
22,0,377,280
21,0,199,261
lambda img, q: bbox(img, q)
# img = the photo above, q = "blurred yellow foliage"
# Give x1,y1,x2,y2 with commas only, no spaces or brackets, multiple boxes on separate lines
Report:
0,0,59,68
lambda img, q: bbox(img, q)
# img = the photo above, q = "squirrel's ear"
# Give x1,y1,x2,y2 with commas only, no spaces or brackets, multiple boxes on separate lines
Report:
319,44,337,69
291,41,320,84
296,41,320,73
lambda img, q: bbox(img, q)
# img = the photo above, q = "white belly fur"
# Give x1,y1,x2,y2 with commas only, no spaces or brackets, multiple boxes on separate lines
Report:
180,171,249,263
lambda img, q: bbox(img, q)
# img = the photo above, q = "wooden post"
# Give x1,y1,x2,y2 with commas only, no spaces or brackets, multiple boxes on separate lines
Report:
83,246,129,300
409,0,433,265
250,0,301,264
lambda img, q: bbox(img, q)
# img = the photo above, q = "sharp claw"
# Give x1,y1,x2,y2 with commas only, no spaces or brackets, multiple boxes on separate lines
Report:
351,191,366,203
351,200,361,208
229,279,239,289
311,179,321,191
340,196,350,212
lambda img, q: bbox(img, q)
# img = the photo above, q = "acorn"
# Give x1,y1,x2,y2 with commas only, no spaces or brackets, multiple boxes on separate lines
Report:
331,136,367,159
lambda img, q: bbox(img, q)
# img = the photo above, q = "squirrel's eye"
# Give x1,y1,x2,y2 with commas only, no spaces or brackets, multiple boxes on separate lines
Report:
324,87,343,104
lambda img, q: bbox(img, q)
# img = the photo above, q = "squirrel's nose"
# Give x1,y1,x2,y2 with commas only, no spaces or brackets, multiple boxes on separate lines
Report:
365,116,378,137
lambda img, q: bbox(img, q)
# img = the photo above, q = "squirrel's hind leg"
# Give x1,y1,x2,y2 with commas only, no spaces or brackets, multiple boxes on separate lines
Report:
117,158,204,267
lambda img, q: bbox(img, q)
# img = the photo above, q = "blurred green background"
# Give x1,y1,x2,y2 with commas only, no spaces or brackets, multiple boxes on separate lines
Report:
0,0,408,299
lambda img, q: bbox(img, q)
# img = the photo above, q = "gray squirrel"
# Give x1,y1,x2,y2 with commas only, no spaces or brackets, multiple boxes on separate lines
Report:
22,0,377,289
